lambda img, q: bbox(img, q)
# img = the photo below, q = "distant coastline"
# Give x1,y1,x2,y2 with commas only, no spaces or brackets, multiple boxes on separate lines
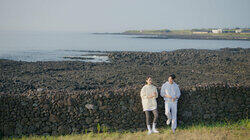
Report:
134,34,250,41
94,28,250,41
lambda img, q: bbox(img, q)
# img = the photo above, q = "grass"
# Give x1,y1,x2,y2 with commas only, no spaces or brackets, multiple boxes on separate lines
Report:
3,119,249,140
123,29,250,37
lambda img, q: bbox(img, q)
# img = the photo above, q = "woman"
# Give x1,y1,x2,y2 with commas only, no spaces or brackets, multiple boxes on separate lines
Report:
140,77,159,135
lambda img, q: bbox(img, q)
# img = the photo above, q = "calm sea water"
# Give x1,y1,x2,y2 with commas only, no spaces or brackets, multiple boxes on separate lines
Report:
0,31,249,62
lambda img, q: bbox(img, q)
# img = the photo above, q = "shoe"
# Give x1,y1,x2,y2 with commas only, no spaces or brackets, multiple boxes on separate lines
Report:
152,128,159,133
166,119,171,125
147,125,152,135
172,129,175,134
152,123,159,133
147,130,152,135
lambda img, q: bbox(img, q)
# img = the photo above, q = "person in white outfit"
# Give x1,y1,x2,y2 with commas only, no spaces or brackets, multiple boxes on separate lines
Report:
140,77,159,135
160,74,181,134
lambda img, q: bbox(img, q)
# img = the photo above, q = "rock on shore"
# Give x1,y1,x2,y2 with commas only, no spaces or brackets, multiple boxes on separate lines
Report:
0,48,249,136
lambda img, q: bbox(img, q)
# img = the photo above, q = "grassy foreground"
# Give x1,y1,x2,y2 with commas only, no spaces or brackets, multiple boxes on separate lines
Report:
4,119,249,140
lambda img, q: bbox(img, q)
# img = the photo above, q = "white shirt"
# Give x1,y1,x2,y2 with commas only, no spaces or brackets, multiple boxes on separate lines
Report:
140,84,158,111
160,82,181,102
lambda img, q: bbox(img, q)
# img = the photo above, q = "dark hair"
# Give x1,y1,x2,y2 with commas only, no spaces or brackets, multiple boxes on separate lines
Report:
146,76,152,80
169,74,176,79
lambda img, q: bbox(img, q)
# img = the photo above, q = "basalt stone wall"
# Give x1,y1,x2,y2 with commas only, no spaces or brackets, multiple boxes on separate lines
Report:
0,85,249,136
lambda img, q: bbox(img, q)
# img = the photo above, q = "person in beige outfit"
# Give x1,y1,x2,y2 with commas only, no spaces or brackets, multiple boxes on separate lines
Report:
140,77,159,135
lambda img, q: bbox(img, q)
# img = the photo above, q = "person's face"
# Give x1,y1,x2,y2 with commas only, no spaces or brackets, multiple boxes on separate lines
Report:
146,78,152,85
168,76,173,84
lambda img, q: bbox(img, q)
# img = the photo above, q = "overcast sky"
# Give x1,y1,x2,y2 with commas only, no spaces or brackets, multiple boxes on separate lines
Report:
0,0,249,32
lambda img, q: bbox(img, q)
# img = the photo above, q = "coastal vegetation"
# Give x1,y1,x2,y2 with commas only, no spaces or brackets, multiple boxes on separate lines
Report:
121,28,250,40
3,119,249,140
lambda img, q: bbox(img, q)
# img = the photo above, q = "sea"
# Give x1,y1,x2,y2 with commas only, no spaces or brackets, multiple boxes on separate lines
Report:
0,31,249,62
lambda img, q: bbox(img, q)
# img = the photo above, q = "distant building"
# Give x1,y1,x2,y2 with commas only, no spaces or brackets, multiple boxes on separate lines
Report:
235,29,242,33
192,31,209,34
212,29,223,33
192,29,209,34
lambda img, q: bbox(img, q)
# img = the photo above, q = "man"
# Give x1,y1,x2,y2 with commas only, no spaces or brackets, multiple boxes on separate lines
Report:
160,74,181,134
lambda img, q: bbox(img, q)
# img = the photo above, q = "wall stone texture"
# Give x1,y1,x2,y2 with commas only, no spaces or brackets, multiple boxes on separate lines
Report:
0,85,249,136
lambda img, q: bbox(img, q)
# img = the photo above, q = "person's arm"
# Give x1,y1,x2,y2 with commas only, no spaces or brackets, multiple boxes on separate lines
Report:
153,87,158,98
160,85,165,97
147,90,155,98
172,85,181,101
165,94,172,98
140,86,147,99
141,86,155,99
161,84,172,99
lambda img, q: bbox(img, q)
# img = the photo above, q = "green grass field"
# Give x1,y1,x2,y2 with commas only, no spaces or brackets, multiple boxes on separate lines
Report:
3,119,249,140
123,29,250,38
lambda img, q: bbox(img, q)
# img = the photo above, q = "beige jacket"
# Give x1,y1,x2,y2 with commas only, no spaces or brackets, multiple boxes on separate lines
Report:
140,84,158,111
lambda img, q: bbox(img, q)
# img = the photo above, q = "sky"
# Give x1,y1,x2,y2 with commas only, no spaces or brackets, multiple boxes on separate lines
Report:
0,0,250,32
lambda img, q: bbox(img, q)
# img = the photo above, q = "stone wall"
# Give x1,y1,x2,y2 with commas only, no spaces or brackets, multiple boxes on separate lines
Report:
0,85,249,136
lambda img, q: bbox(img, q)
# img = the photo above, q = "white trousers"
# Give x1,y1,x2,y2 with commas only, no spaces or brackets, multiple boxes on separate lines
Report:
165,101,177,130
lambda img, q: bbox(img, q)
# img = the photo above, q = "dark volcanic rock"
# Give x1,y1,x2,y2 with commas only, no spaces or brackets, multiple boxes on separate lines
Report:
0,48,249,137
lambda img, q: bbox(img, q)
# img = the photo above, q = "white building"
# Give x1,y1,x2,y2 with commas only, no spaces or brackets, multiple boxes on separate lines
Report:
212,29,223,33
193,31,209,34
235,29,242,33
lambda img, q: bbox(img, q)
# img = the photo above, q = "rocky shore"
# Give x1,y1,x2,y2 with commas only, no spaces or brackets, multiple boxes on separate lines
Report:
0,48,249,136
0,48,249,93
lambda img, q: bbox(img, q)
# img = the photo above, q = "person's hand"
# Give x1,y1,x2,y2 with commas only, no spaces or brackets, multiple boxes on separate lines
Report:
147,95,153,98
172,97,177,102
165,94,172,99
148,92,156,98
153,92,157,97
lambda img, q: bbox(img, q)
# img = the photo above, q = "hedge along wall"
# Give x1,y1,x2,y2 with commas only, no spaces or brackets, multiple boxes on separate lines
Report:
0,85,249,136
